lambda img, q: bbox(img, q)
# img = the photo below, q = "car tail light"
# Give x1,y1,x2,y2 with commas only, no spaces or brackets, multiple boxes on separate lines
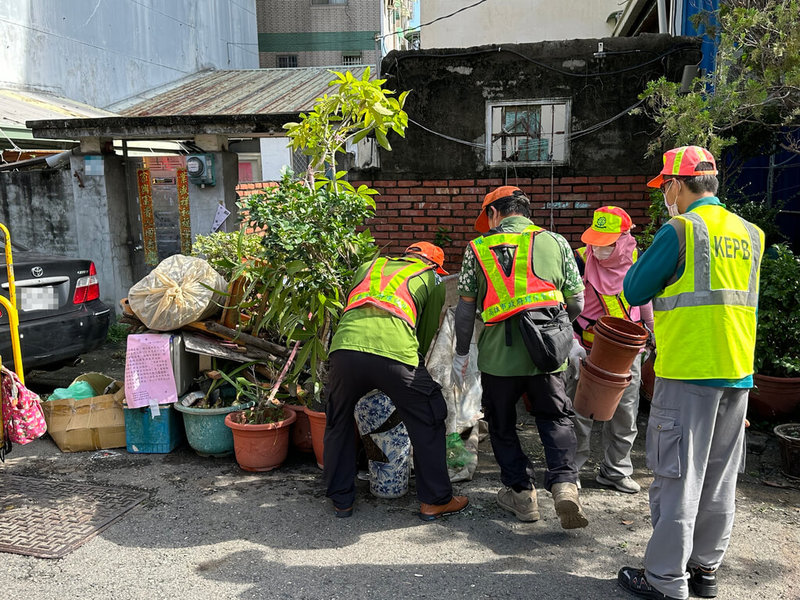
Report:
73,262,100,304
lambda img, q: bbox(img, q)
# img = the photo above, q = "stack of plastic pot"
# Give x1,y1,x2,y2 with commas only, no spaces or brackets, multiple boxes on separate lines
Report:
574,316,648,421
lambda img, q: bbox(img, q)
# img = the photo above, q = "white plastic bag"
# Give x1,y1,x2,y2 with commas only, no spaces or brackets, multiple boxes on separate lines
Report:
128,255,227,331
426,306,483,435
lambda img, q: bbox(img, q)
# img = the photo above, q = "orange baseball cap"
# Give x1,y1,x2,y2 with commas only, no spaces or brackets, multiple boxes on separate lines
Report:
405,241,449,275
475,186,525,233
581,206,633,246
647,145,718,188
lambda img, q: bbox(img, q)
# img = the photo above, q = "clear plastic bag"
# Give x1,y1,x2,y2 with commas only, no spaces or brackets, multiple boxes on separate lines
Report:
128,255,227,331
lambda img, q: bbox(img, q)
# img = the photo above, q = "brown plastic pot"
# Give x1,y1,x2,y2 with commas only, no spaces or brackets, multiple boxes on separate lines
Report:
594,315,649,345
305,407,327,469
748,373,800,419
225,407,296,472
588,327,643,374
573,360,632,421
286,404,313,453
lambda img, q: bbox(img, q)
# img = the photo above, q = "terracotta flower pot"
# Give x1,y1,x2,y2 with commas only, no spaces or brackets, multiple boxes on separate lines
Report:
305,407,327,469
594,316,649,345
588,325,645,375
225,407,296,472
749,373,800,419
573,359,632,421
286,404,314,453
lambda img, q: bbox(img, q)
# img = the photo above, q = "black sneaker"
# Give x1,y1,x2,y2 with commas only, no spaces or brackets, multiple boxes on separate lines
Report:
617,567,681,600
689,566,718,598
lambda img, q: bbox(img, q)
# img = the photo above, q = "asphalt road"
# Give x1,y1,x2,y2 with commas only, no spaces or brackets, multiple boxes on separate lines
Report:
1,346,798,600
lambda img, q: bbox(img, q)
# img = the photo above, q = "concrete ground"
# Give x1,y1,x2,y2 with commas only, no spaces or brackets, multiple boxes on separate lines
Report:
1,342,798,600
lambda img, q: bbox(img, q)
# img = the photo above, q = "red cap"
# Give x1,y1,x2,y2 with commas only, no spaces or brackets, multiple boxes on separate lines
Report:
581,206,633,246
475,186,525,233
647,145,718,188
404,241,449,275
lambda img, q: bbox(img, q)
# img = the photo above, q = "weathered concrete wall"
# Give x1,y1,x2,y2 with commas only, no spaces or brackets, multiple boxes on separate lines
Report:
1,0,258,108
0,168,77,255
421,0,621,48
188,151,240,237
70,154,134,311
373,35,702,179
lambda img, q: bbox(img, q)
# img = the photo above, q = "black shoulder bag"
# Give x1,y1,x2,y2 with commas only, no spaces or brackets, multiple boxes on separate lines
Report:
518,305,574,373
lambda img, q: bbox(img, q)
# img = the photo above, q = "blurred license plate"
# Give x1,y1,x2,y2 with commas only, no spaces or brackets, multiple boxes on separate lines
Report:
19,287,59,311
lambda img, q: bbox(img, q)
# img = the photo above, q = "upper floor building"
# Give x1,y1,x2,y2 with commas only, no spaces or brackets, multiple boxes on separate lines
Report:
256,0,414,68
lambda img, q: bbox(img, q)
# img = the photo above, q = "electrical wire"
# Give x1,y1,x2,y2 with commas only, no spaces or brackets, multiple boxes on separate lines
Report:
407,99,644,150
376,0,490,41
387,44,698,79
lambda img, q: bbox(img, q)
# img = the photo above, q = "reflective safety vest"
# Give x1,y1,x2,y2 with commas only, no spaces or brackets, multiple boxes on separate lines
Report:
343,256,434,328
653,204,764,380
575,245,638,348
470,226,564,325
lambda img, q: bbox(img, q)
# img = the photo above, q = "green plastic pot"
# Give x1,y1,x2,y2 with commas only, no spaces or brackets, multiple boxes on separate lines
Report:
174,401,255,457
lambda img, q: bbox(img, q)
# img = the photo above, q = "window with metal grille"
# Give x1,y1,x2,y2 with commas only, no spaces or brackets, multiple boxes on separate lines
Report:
277,55,298,68
486,99,570,166
291,147,310,175
312,0,347,5
341,53,362,66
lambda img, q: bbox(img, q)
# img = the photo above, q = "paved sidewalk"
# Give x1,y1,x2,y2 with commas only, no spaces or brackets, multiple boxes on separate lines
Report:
1,398,798,600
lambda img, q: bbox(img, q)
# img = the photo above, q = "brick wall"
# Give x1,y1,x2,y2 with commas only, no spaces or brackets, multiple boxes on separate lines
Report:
237,176,652,273
236,181,277,235
356,175,652,273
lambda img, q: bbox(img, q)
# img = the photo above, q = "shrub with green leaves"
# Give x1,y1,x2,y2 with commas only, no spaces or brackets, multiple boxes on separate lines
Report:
755,243,800,377
192,230,264,280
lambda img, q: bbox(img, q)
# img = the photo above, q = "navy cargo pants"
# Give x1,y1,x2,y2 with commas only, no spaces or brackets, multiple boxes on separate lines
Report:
481,371,579,492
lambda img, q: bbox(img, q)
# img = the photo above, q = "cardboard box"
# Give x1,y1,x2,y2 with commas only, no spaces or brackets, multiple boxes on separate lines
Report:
41,373,127,452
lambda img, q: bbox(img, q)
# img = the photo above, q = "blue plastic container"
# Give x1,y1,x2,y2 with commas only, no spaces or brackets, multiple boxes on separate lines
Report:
125,404,184,453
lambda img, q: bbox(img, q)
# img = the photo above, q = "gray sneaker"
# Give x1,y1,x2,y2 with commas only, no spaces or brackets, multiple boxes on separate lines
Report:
596,474,641,494
496,487,540,522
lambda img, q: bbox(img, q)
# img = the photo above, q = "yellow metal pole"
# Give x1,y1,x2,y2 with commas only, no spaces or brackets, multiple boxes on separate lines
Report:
0,223,24,384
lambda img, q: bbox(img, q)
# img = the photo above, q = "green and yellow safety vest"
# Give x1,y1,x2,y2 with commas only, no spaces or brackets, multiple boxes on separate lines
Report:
653,204,764,380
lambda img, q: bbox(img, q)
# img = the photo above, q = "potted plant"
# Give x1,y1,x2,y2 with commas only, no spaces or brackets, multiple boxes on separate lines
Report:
230,69,409,467
223,342,302,471
223,381,297,472
174,361,258,457
750,243,800,418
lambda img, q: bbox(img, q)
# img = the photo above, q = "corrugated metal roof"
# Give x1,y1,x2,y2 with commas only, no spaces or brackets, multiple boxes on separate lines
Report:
121,66,373,117
0,89,115,129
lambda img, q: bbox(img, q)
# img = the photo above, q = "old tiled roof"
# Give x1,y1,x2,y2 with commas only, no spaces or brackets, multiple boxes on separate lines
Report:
121,66,373,117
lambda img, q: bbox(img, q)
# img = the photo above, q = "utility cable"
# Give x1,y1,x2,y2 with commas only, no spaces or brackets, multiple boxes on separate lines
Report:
376,0,490,41
387,44,697,79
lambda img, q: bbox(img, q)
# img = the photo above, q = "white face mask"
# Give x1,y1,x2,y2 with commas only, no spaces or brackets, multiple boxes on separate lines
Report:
592,245,615,260
663,180,680,217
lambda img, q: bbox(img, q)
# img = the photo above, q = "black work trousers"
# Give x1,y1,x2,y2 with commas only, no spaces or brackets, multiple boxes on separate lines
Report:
481,371,578,492
323,349,453,510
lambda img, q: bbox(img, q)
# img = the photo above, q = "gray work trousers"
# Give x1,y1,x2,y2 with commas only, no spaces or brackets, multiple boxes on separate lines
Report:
566,353,642,479
643,377,747,600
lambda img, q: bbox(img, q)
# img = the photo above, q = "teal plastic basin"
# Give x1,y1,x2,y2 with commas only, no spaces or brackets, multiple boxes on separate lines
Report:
174,401,254,457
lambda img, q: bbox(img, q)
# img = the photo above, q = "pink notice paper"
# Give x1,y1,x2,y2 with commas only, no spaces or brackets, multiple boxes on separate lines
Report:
125,334,178,410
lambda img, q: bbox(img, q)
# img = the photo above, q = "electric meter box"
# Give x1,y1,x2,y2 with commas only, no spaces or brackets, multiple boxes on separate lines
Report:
186,153,216,186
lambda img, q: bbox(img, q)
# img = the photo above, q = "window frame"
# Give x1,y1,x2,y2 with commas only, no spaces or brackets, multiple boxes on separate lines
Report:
341,52,363,66
485,98,571,167
277,54,298,68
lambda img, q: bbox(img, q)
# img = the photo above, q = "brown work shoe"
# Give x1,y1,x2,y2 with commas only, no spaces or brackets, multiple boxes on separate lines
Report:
497,487,540,522
419,495,469,521
551,482,589,529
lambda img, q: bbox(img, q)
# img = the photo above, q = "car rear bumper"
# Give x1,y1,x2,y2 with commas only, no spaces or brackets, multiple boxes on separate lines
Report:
0,300,112,370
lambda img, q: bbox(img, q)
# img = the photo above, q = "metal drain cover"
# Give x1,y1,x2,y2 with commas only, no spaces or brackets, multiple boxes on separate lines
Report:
0,475,147,559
